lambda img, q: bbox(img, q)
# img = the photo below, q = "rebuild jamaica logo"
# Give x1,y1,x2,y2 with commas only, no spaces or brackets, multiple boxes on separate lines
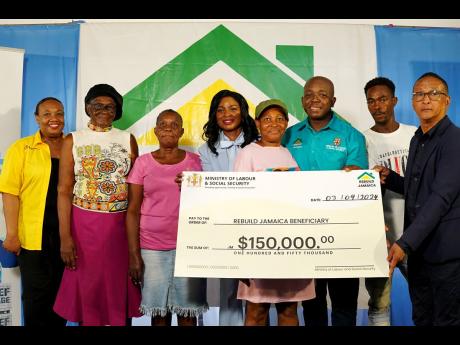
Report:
357,171,376,188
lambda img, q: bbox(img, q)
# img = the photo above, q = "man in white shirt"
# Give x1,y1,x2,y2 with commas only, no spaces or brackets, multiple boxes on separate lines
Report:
363,77,416,326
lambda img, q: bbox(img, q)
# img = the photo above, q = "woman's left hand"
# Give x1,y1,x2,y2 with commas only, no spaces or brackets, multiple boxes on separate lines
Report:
175,172,184,190
129,252,144,287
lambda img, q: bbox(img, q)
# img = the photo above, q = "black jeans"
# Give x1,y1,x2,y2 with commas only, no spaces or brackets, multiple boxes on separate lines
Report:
302,278,359,326
17,248,66,326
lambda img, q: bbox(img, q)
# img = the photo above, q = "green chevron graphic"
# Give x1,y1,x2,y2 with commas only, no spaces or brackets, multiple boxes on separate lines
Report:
276,45,314,81
116,25,314,130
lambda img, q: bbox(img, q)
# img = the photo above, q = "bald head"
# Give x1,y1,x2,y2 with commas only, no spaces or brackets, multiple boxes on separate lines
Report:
304,76,335,97
156,109,183,127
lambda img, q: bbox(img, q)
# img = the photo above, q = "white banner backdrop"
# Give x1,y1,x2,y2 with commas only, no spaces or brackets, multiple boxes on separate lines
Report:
0,46,23,163
0,46,24,326
78,22,377,154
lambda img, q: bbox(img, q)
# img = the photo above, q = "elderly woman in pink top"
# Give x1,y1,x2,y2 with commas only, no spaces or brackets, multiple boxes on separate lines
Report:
126,109,208,326
234,99,315,326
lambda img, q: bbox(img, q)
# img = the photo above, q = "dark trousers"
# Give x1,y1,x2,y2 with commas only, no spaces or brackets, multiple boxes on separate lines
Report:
302,278,359,326
17,248,66,326
408,256,460,326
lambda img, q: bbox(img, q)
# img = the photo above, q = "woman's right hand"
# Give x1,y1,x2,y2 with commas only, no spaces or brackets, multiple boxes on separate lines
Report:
2,234,21,255
60,236,77,270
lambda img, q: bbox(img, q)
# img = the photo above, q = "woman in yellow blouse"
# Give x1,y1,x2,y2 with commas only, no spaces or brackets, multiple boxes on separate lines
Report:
0,97,66,326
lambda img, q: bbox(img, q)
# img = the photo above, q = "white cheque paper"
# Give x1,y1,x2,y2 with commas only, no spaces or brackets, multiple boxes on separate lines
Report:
175,170,388,279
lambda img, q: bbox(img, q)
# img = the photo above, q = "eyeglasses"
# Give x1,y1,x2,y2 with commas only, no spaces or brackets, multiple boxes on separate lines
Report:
366,96,390,106
412,90,448,102
90,103,117,113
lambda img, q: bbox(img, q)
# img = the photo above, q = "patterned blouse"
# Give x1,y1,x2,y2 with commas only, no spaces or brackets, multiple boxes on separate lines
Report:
72,127,131,213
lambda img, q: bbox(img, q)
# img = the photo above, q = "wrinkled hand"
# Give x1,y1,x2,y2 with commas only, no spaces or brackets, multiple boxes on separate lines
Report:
387,243,405,278
60,236,77,270
175,172,183,190
239,279,250,287
128,252,144,288
373,165,390,185
2,235,21,255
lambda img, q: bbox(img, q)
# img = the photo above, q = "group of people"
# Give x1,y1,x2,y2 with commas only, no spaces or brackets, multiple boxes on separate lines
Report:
1,71,459,326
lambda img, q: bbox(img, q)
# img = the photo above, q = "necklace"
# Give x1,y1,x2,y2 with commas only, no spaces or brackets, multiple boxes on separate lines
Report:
88,121,112,132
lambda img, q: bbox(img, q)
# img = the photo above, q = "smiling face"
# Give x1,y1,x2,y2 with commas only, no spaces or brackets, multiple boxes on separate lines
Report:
366,84,398,126
35,99,65,139
412,75,450,127
86,96,117,128
216,96,243,136
256,106,288,147
302,77,336,121
154,111,184,149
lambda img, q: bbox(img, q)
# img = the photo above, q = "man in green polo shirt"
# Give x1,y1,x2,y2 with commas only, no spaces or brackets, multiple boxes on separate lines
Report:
282,76,368,326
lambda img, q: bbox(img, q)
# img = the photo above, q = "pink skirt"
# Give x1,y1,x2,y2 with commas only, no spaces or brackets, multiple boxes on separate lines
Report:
237,278,315,304
53,206,141,325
